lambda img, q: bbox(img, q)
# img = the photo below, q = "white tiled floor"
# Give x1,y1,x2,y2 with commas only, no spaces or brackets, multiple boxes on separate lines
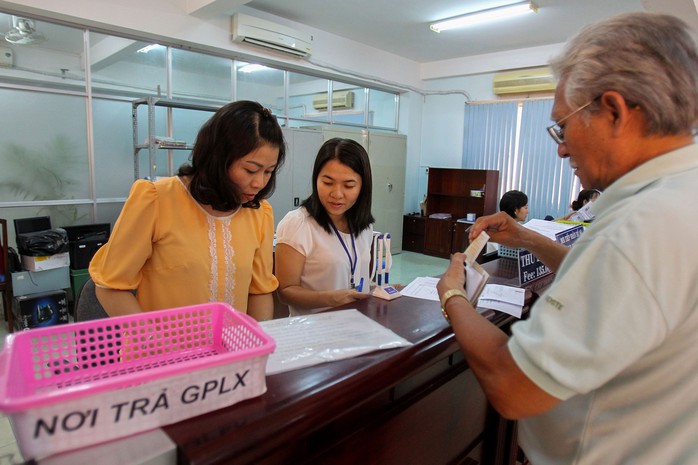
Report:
0,250,449,463
0,415,23,464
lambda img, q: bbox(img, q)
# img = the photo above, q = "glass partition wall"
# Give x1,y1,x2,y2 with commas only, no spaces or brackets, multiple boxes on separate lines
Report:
0,11,400,244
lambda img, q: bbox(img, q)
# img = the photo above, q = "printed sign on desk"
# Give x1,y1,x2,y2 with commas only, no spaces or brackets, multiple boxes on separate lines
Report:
518,249,552,286
517,223,584,286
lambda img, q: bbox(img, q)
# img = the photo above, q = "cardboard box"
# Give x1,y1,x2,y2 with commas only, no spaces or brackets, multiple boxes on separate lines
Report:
21,252,70,271
13,289,69,331
11,267,70,296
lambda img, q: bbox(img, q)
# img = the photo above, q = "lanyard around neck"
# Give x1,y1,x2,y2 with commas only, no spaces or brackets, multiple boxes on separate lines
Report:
330,223,357,288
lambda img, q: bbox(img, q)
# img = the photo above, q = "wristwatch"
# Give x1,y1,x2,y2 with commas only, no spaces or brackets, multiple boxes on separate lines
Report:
439,288,469,324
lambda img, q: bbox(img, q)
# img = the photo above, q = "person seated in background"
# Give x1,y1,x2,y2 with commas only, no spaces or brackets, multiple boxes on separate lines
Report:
559,188,601,221
499,190,529,222
275,138,375,316
89,101,285,321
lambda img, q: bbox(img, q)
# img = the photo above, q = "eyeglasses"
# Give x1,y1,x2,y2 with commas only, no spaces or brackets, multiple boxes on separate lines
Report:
546,98,597,145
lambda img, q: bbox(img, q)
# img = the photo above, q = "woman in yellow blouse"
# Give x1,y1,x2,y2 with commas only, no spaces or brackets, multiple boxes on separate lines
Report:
89,101,285,320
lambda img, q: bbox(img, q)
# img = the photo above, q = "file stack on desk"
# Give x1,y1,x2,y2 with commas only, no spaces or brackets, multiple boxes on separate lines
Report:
477,284,526,318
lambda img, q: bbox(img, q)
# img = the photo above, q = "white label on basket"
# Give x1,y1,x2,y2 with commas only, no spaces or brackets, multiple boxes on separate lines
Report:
12,356,269,460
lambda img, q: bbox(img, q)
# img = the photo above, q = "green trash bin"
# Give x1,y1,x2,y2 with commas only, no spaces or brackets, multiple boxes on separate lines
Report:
69,268,90,315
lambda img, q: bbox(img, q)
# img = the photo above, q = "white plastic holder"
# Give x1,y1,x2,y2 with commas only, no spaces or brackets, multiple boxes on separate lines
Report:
372,285,402,300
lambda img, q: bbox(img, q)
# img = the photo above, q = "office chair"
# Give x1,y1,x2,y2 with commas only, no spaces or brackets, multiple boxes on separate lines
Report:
75,277,109,322
0,219,14,332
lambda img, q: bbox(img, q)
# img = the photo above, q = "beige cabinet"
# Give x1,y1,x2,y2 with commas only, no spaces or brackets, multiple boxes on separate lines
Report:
267,128,322,227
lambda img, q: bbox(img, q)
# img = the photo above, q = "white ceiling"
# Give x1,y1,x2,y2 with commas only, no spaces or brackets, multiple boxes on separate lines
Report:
240,0,697,63
2,0,697,72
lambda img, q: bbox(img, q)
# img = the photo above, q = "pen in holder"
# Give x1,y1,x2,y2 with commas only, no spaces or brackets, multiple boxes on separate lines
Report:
384,233,392,284
377,234,384,286
371,232,401,300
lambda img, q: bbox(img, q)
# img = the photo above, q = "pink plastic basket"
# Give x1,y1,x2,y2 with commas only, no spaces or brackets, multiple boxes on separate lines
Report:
0,302,275,460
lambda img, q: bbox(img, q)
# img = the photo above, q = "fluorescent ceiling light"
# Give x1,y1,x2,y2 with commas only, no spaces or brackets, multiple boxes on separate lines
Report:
238,64,269,73
137,44,162,53
430,1,537,33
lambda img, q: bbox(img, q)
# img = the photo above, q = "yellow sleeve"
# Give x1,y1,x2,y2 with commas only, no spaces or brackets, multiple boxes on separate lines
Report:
89,180,159,290
248,201,279,295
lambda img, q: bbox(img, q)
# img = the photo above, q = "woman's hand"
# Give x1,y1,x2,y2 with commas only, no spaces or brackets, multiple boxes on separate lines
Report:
329,289,370,307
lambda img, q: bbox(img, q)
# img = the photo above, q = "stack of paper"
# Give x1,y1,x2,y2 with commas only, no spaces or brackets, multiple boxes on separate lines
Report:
477,284,525,318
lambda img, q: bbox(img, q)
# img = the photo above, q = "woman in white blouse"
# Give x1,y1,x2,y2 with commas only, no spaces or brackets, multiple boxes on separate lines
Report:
275,138,374,316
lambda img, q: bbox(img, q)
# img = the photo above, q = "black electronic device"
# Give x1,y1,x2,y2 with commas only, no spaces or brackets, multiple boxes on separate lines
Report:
13,289,69,330
61,223,111,269
14,216,51,244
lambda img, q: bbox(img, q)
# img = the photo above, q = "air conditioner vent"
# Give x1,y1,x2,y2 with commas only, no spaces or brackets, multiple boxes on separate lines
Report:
231,13,312,57
493,68,555,95
312,91,355,111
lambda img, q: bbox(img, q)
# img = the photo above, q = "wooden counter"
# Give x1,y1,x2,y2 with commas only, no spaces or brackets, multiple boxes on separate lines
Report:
164,259,532,465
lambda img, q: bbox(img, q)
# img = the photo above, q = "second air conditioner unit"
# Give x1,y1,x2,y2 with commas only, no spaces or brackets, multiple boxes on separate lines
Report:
493,68,555,95
312,91,355,111
231,13,312,57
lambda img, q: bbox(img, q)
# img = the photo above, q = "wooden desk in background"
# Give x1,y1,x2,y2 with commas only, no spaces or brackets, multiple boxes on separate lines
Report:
164,258,538,465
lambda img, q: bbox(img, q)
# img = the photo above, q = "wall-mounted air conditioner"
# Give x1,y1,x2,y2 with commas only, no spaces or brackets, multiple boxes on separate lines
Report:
493,68,555,95
231,13,312,57
312,91,355,111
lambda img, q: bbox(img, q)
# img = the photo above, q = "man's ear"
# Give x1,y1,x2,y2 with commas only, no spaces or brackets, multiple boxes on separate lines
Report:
600,91,634,135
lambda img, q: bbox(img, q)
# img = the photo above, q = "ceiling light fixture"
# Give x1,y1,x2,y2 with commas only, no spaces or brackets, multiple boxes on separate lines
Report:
137,44,162,53
238,64,269,73
430,1,537,33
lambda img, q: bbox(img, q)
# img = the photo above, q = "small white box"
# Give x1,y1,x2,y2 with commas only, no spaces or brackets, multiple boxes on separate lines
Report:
21,252,70,271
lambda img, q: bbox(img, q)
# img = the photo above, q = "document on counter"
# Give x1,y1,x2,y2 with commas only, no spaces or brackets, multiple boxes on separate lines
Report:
399,276,441,301
477,284,526,318
259,309,413,375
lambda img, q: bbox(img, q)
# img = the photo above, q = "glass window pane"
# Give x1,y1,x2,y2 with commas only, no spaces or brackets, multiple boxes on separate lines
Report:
0,88,89,202
369,89,398,129
92,98,138,197
289,72,328,123
236,61,284,113
0,13,86,91
89,32,166,98
95,202,125,227
171,48,231,103
131,100,168,179
171,107,217,172
330,82,365,126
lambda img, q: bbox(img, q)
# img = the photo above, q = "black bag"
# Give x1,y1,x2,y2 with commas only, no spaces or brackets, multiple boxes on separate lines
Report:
17,228,69,256
7,247,21,272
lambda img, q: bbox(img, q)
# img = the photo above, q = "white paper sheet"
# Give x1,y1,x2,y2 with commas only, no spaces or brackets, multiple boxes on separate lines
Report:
259,309,413,375
523,218,576,240
477,284,526,318
399,276,441,301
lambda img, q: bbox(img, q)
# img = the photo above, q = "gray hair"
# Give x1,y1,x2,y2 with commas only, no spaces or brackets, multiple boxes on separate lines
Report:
550,12,698,136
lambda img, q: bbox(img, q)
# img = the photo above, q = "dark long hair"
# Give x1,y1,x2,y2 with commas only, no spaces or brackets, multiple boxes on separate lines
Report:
301,138,374,236
177,100,286,211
